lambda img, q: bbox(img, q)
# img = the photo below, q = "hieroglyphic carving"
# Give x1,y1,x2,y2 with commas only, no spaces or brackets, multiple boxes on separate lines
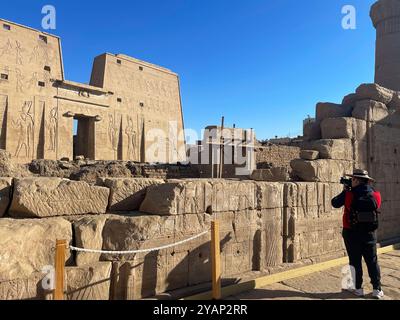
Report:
108,114,119,151
27,72,39,89
13,101,34,158
29,45,41,63
0,39,13,57
15,68,24,93
0,273,45,300
47,107,58,151
125,116,137,159
29,44,50,65
15,41,24,65
169,127,178,161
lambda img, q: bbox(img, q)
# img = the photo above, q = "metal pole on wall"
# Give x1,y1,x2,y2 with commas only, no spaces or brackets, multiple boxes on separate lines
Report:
211,220,221,300
54,239,67,300
219,117,225,179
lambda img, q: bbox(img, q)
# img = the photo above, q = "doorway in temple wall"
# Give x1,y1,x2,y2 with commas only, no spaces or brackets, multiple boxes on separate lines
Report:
73,116,95,160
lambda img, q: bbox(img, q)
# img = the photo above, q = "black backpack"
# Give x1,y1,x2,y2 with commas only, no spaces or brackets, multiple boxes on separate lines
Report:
350,191,379,231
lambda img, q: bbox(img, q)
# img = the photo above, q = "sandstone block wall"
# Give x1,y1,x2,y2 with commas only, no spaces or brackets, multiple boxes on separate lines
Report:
283,182,345,263
256,145,300,170
297,83,400,242
0,177,350,300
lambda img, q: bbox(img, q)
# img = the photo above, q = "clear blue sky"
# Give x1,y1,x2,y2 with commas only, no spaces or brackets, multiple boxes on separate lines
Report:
2,0,377,140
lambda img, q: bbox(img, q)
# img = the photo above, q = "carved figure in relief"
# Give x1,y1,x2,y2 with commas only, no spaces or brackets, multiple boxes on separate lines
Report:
0,39,13,57
47,107,57,151
15,68,24,93
15,41,24,65
125,116,137,160
160,82,167,97
29,44,50,65
29,45,41,63
108,114,119,151
13,101,34,158
27,72,39,89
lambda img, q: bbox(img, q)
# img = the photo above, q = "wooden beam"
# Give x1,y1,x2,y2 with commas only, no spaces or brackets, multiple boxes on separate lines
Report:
211,220,221,300
54,239,67,300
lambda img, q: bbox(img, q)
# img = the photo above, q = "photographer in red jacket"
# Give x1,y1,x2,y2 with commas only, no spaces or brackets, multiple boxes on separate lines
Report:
332,169,383,299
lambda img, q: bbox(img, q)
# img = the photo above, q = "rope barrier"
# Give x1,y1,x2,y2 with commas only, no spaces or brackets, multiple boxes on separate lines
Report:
68,230,210,255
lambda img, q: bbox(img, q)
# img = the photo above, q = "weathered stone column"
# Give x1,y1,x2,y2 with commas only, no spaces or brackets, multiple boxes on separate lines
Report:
371,0,400,90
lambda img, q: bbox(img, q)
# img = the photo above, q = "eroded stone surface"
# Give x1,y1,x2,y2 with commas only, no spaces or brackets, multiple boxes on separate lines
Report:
304,139,353,161
0,178,13,217
316,102,353,123
355,83,394,105
321,117,367,140
65,262,112,300
73,216,107,266
104,178,165,212
352,100,389,123
9,178,110,218
0,217,72,281
300,150,319,161
290,159,352,183
251,168,290,182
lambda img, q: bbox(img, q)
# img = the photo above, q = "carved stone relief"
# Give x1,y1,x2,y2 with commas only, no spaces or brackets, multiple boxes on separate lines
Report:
27,72,39,90
15,68,24,93
125,116,137,160
13,101,34,158
108,114,119,151
15,41,24,66
0,39,13,58
47,107,58,152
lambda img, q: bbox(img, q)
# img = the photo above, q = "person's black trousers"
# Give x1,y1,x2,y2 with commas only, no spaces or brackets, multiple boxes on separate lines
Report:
342,228,381,290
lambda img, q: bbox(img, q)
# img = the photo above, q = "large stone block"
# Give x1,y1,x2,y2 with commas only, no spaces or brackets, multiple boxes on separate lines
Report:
290,159,352,183
73,216,107,266
283,207,344,263
104,178,165,212
307,139,353,161
355,83,393,105
9,178,110,218
140,180,213,215
255,182,284,209
321,117,367,140
65,262,112,300
300,150,319,160
284,182,336,214
352,100,389,123
342,93,358,107
0,178,13,217
316,102,353,123
0,272,49,300
0,217,72,281
140,180,257,215
250,168,290,182
303,122,321,141
101,214,211,261
259,208,283,268
211,180,256,213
